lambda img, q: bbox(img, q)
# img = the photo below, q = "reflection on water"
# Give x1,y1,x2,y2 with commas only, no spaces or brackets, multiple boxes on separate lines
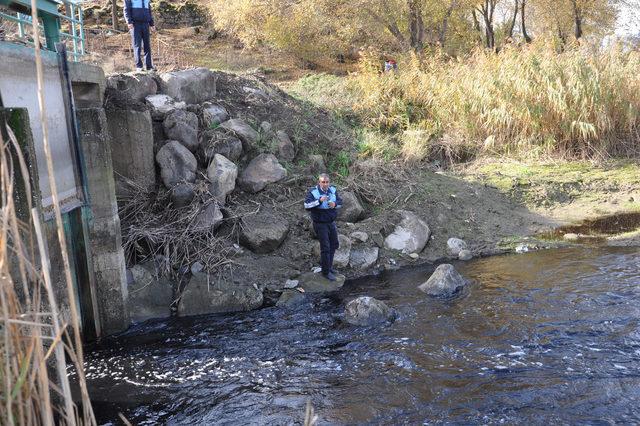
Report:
83,246,640,424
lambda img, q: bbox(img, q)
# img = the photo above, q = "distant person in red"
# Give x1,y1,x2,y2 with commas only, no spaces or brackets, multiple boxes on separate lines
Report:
384,59,398,72
123,0,155,72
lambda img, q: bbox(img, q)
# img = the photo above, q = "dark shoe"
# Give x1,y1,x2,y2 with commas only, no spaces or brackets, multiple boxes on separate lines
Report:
323,272,337,282
329,268,338,274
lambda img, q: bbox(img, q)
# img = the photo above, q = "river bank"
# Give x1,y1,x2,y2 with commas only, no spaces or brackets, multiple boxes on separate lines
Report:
108,67,639,326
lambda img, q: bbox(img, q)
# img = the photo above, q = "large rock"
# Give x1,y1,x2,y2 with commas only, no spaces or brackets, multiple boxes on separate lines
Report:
447,238,468,257
158,68,217,104
202,103,229,127
156,140,197,188
106,108,155,191
384,210,431,254
178,272,263,316
207,154,237,203
106,73,157,102
344,296,397,326
349,247,379,270
239,153,287,193
202,133,243,162
170,182,195,207
191,202,224,231
338,191,364,222
275,130,295,162
127,263,173,322
276,289,306,309
418,264,468,297
220,118,259,150
240,213,289,254
297,272,345,293
312,234,351,268
145,94,186,120
163,109,199,152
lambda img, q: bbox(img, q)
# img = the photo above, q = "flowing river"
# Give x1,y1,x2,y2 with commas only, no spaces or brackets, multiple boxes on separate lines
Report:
85,246,640,424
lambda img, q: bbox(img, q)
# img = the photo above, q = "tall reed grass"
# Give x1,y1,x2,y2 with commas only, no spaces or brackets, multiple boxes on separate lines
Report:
0,124,94,425
350,42,640,162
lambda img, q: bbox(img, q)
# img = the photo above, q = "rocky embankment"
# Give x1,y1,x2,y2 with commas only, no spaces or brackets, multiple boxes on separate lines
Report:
105,67,547,324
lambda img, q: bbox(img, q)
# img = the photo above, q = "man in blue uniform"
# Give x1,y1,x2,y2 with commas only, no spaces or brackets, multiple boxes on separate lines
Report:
123,0,155,71
304,174,343,281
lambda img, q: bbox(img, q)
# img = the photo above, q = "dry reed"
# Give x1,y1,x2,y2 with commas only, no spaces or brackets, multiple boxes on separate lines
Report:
0,3,96,423
0,124,94,424
350,41,640,162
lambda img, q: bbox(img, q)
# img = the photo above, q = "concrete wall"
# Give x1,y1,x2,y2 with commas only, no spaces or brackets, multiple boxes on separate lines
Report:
0,42,129,337
106,108,156,192
0,42,80,210
77,108,130,334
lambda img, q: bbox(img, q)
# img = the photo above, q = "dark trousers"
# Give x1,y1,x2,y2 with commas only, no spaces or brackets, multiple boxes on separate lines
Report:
131,22,153,69
313,221,339,275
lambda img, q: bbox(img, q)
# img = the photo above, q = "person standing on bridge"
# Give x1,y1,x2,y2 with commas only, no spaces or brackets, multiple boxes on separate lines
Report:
304,174,343,282
123,0,155,72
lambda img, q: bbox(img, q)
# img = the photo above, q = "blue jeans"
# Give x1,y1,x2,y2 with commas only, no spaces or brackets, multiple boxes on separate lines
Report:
313,221,339,275
131,22,153,69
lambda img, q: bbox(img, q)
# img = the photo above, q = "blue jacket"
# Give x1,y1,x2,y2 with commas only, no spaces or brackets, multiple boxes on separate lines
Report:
304,185,343,223
124,0,154,25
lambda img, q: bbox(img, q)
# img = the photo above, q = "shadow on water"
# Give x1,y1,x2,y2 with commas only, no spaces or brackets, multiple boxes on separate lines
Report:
85,246,640,425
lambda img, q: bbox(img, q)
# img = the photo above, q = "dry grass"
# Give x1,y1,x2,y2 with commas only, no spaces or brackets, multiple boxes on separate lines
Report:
0,124,94,425
117,177,242,277
350,42,640,162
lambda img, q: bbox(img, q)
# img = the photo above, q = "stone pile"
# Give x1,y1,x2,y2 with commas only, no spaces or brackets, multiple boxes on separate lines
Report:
105,67,437,323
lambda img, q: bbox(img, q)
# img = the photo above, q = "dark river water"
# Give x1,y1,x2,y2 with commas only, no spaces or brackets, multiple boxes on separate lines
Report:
84,246,640,425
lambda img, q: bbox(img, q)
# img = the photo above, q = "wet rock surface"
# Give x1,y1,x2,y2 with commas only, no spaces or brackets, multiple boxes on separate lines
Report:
344,296,397,326
178,272,263,316
418,264,468,297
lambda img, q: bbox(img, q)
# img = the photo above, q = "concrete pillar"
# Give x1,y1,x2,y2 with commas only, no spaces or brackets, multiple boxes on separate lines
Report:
77,107,130,334
105,108,155,193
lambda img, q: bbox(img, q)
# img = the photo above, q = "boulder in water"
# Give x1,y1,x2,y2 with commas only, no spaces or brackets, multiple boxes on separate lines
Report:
276,289,306,309
344,296,397,326
298,271,345,293
418,264,468,297
127,262,174,322
178,272,263,316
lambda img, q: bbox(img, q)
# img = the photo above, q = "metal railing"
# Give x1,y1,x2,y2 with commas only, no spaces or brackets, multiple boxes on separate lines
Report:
0,0,86,61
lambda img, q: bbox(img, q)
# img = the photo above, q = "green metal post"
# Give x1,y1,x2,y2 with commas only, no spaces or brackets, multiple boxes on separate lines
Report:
41,13,59,51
